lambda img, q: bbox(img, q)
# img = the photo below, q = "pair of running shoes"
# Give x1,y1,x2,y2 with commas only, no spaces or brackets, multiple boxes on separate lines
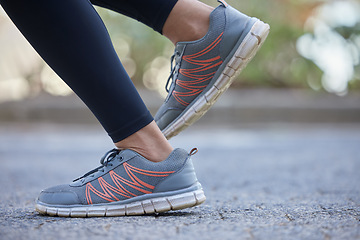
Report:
35,1,270,217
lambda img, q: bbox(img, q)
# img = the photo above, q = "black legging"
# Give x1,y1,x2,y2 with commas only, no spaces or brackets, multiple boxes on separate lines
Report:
0,0,177,142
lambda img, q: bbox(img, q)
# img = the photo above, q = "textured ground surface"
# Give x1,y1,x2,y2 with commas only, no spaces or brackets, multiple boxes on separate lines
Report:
0,123,359,240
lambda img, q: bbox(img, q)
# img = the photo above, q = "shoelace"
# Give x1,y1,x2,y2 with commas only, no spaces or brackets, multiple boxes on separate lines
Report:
73,149,121,182
165,50,182,93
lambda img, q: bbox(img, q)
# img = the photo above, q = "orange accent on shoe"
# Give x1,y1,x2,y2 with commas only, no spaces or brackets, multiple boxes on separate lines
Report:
85,163,175,205
189,148,198,156
173,32,224,106
218,0,228,7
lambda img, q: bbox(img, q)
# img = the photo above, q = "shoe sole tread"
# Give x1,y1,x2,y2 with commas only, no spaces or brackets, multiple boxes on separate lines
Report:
35,189,206,217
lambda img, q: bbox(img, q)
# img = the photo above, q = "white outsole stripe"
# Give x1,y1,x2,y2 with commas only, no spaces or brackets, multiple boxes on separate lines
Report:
35,189,206,217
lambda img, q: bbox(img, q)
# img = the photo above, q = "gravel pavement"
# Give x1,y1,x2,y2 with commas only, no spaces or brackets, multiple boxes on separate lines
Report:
0,123,359,240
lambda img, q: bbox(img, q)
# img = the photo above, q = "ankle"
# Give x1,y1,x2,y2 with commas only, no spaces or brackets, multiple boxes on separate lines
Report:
121,146,172,163
114,121,173,163
163,0,213,44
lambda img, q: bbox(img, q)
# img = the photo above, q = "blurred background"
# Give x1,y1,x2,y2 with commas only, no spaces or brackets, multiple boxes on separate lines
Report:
0,0,359,123
1,1,360,237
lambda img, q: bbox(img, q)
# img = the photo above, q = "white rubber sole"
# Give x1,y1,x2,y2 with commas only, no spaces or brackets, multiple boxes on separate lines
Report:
35,189,206,217
163,20,270,140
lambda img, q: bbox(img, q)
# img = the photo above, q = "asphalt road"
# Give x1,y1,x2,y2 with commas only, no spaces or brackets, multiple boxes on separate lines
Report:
0,123,359,240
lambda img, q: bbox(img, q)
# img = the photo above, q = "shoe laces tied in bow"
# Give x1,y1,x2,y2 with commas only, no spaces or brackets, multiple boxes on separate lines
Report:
73,149,121,182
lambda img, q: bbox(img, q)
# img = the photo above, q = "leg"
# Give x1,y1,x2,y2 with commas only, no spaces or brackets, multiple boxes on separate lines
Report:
90,0,177,34
0,0,172,162
1,0,206,217
91,0,212,43
88,0,269,139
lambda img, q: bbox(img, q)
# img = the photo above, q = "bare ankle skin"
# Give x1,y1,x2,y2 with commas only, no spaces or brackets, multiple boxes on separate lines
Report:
162,0,214,45
114,121,173,163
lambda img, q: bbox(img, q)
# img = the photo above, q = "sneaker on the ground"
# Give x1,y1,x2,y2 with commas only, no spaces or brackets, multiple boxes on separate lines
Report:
35,148,205,217
155,0,270,139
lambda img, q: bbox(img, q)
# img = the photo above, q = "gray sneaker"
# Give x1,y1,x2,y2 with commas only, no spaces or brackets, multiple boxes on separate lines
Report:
35,148,205,217
155,0,270,139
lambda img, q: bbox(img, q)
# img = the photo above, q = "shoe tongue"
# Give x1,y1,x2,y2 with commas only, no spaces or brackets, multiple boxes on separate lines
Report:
175,42,186,53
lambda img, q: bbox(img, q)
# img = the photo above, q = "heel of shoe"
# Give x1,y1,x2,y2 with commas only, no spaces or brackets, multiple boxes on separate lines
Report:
153,157,200,193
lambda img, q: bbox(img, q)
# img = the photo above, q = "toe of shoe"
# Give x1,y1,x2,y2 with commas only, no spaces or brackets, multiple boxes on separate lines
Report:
37,184,81,206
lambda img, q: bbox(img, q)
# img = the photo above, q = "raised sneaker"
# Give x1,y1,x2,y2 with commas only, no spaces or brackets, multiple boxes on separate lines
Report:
155,0,270,139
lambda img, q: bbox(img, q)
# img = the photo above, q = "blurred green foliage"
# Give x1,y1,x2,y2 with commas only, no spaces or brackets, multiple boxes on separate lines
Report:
1,0,358,104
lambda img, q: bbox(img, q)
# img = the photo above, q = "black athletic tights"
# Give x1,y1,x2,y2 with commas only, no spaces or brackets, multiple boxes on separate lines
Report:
0,0,177,142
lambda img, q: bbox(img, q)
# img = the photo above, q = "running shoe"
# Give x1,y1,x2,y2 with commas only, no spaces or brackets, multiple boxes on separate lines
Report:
155,0,270,139
35,148,205,217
